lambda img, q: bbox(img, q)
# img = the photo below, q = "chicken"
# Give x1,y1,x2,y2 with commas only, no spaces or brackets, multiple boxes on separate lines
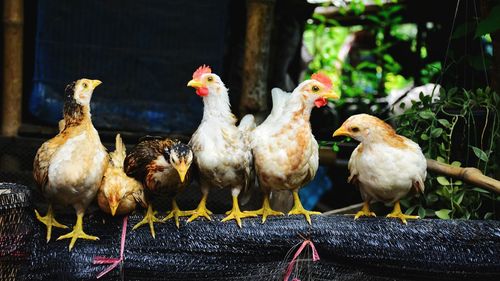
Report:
332,114,427,224
33,79,108,250
97,134,146,216
249,73,339,224
124,136,193,236
187,65,256,227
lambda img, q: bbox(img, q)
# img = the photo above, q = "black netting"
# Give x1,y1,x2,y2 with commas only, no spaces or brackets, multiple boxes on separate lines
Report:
0,183,33,281
0,183,495,281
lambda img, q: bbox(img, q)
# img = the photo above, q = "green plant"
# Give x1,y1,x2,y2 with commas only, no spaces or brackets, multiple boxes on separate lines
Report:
393,87,500,219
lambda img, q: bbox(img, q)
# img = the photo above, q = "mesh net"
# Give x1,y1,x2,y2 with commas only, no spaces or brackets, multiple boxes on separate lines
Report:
0,183,495,281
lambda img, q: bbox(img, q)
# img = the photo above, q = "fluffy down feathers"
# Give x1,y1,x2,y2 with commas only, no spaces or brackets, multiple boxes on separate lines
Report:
98,134,146,216
335,114,427,204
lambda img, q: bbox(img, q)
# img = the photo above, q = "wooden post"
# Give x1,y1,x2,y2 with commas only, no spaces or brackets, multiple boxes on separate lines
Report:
240,0,276,122
2,0,23,137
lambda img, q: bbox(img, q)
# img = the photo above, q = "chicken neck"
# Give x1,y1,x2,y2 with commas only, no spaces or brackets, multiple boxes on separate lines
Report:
63,98,91,128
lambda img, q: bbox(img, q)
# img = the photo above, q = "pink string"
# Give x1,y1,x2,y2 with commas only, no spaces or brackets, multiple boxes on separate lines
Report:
283,239,320,281
93,216,128,279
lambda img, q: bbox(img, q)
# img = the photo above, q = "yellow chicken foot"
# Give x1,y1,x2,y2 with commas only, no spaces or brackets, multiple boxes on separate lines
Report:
57,211,98,251
288,191,321,225
187,193,213,222
221,195,257,228
354,201,377,220
132,204,162,238
35,204,68,242
386,201,419,224
244,195,283,223
162,199,193,228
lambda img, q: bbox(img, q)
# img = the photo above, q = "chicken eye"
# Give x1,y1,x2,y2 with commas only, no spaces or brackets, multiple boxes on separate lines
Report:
312,85,320,92
207,76,214,82
351,127,360,133
82,82,88,88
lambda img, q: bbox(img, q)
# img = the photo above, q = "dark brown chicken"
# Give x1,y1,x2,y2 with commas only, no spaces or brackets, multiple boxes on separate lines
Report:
124,136,193,236
33,79,108,251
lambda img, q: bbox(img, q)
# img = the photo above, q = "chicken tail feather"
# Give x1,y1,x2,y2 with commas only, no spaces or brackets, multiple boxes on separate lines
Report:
238,114,256,132
110,134,126,168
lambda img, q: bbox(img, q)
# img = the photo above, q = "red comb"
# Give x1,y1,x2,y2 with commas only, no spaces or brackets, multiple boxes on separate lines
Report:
192,65,212,80
311,72,332,90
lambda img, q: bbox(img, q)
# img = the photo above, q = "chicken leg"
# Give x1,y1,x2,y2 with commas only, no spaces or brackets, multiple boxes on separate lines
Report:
221,187,257,228
288,190,321,224
354,201,377,219
132,204,162,238
386,201,419,224
57,210,98,251
187,185,212,222
245,193,284,223
35,204,68,242
162,198,193,228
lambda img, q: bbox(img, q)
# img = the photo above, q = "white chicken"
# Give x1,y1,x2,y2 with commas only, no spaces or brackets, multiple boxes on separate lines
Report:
249,73,339,224
186,65,256,227
332,114,427,224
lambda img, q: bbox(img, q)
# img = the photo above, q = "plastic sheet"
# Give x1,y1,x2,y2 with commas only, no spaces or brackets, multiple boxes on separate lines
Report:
11,179,498,281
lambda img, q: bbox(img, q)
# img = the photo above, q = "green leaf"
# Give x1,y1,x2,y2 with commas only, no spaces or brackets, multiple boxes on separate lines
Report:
454,191,465,205
438,119,451,127
451,161,461,167
436,156,446,163
420,133,429,141
332,143,340,152
426,193,439,203
431,128,443,138
436,176,450,186
435,209,451,219
405,205,417,215
419,111,435,119
475,5,500,38
471,146,489,162
472,187,490,194
418,206,426,219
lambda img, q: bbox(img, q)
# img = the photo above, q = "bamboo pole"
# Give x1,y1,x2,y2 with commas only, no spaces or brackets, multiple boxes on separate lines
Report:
239,0,276,122
2,0,23,137
426,159,500,194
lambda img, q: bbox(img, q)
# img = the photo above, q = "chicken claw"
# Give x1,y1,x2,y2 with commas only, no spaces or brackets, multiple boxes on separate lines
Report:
288,191,321,225
35,204,68,242
221,195,257,228
56,212,98,251
132,204,162,238
354,201,377,220
386,201,419,224
162,199,193,228
187,193,213,222
246,196,284,224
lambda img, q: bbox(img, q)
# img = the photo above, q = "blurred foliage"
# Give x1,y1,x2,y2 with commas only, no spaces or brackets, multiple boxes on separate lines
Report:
393,87,500,219
308,0,500,219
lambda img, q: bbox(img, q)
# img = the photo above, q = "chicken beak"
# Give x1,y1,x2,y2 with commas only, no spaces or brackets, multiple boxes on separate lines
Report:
187,79,203,88
175,161,189,183
333,126,350,138
91,80,102,89
322,91,340,100
109,196,119,216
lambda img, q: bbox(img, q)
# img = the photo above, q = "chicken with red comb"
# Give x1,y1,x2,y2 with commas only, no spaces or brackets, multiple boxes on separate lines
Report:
187,65,256,227
333,114,427,224
248,73,340,224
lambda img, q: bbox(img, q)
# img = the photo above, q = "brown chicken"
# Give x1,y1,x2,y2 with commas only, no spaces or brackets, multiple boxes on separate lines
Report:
124,136,193,236
97,134,146,216
249,73,339,224
33,79,108,250
333,114,426,224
